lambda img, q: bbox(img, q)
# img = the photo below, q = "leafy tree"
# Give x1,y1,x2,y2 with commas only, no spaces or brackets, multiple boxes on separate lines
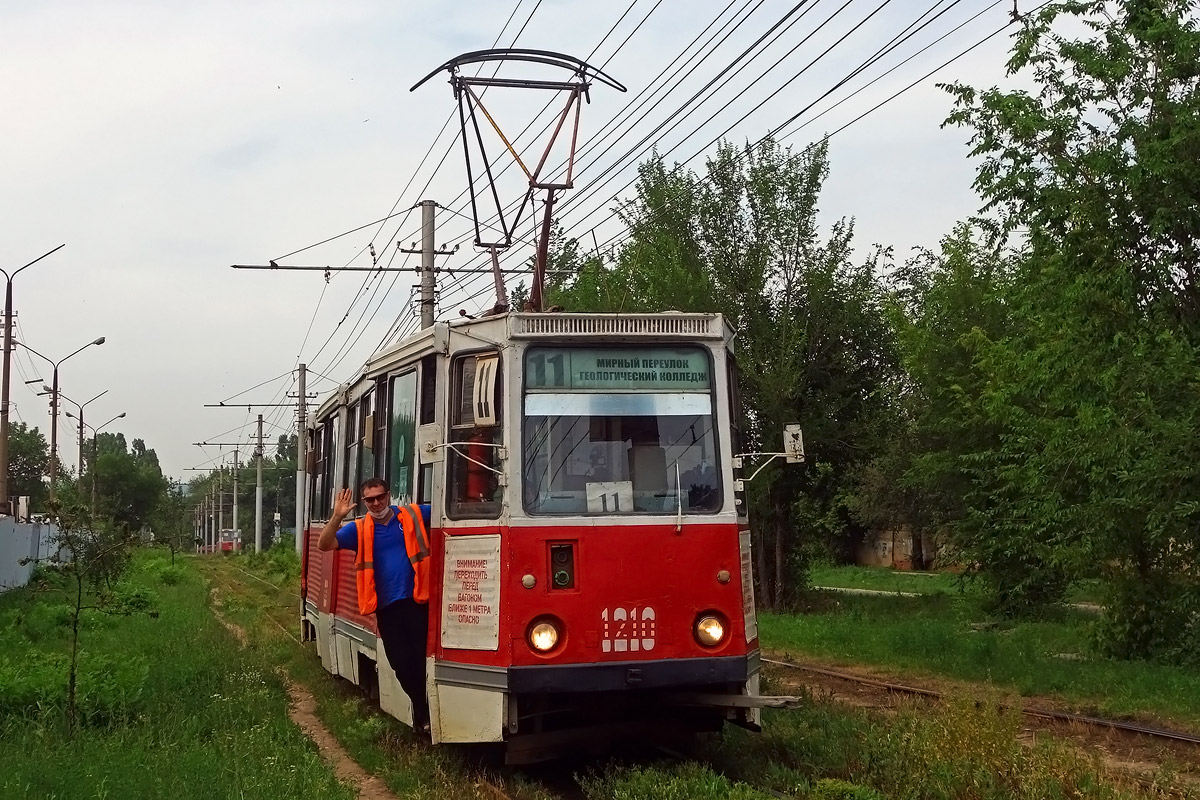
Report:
551,138,899,608
79,432,168,532
942,0,1200,655
850,226,1018,578
7,421,49,510
26,503,151,734
150,486,195,563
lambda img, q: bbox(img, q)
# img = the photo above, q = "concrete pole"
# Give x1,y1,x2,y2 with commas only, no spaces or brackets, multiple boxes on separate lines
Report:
0,278,13,514
295,363,306,555
232,450,239,550
255,415,264,554
48,367,59,505
217,467,224,541
76,411,84,478
420,199,436,329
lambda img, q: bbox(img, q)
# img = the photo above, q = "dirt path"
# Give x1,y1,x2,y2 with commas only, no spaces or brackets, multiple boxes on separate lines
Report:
208,585,400,800
284,679,399,800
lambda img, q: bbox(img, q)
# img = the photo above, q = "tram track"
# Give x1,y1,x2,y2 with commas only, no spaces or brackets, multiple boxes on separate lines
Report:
762,656,1200,747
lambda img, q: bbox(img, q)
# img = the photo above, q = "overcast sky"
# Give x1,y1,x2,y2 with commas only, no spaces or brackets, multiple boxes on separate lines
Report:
1,0,1023,483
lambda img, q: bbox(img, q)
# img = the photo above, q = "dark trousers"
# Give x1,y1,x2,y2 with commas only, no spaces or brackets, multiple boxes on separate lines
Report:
375,598,430,727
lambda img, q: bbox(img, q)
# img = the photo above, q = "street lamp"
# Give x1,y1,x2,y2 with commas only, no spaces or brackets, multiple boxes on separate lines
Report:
0,243,65,513
65,410,125,513
14,336,106,505
57,388,108,475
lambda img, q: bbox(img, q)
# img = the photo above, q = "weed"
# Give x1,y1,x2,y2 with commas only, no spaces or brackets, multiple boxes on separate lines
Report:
578,762,776,799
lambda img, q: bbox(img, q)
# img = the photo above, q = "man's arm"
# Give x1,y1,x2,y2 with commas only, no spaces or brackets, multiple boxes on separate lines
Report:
318,488,356,551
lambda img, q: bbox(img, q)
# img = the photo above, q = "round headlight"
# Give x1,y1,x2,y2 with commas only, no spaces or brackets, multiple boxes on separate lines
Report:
528,621,560,652
695,614,726,647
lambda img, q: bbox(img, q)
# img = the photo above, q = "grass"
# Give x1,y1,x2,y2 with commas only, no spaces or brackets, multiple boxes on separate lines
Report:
807,565,1106,605
0,548,356,800
575,682,1185,799
760,589,1200,728
205,550,559,800
697,687,1184,800
808,565,963,595
7,547,1190,799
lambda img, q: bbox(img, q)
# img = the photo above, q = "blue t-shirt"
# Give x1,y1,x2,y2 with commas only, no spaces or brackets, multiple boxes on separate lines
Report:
335,505,430,608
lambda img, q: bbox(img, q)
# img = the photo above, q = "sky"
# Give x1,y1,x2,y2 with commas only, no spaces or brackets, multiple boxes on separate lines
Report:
0,0,1027,483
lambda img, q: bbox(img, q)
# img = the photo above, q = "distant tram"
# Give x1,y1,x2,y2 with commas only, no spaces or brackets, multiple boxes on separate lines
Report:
300,311,770,762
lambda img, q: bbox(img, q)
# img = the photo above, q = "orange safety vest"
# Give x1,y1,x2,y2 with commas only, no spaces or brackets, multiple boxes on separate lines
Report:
354,504,431,615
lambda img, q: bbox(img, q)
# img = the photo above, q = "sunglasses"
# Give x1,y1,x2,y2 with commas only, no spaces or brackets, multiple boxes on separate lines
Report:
362,493,389,506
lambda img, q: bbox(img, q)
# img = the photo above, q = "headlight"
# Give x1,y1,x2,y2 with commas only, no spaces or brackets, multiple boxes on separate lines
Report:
695,614,726,647
528,620,560,652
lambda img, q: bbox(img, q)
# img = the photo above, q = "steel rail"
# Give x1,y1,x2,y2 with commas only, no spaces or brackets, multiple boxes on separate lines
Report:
762,657,1200,746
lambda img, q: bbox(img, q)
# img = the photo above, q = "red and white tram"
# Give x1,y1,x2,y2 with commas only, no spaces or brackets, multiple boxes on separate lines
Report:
300,311,763,761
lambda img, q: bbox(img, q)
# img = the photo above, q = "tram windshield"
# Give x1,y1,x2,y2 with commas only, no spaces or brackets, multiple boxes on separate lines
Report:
522,345,721,515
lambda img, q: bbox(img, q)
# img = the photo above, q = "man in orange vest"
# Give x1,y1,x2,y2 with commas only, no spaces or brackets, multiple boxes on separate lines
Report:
318,477,432,733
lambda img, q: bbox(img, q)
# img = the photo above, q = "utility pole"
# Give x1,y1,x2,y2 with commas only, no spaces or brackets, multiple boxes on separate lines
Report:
255,415,264,554
0,244,64,514
231,450,239,551
400,200,455,329
217,466,224,542
295,363,306,556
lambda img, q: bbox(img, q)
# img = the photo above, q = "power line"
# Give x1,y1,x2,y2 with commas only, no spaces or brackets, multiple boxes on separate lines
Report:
446,0,1013,313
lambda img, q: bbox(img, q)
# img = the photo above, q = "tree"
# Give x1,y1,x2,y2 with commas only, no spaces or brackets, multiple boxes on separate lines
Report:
850,226,1019,579
7,422,49,510
550,138,899,608
81,432,168,532
942,0,1200,657
27,504,151,734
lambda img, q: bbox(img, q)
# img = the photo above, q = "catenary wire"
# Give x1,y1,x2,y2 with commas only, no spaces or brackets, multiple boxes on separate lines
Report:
445,0,1014,312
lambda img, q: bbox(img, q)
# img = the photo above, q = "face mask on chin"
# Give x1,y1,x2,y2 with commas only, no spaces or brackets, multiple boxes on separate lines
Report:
368,505,392,522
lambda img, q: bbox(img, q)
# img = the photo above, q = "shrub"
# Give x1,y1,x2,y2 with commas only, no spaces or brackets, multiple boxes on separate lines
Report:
157,564,187,586
0,651,148,726
811,778,886,800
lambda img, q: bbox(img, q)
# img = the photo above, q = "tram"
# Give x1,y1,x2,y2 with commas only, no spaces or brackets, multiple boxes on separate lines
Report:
299,311,769,761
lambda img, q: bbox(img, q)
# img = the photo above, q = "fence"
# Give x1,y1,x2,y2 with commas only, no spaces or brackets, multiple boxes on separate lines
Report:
0,519,65,592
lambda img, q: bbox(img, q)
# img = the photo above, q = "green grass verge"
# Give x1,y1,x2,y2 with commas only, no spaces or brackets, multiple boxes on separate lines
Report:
0,549,355,800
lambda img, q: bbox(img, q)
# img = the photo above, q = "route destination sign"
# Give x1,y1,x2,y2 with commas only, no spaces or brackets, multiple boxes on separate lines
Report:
525,346,711,391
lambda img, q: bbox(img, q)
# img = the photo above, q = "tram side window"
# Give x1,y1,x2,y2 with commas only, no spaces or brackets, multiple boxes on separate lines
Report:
326,416,340,518
374,378,388,480
447,352,502,519
389,370,418,504
345,404,361,514
310,421,335,519
419,354,437,504
308,424,325,519
357,392,374,507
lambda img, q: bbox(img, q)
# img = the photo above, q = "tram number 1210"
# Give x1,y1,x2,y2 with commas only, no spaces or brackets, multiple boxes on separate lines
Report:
601,606,656,653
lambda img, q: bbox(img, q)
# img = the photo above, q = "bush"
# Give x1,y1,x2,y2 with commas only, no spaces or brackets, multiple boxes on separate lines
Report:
108,585,159,617
157,564,187,586
811,778,886,800
0,651,148,726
